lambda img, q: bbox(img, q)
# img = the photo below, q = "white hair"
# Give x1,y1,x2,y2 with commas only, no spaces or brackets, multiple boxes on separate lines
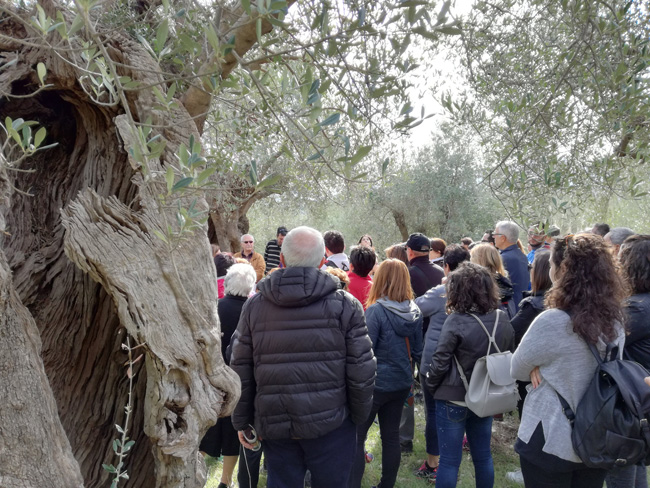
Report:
240,234,254,242
224,263,256,297
281,226,325,268
495,220,520,244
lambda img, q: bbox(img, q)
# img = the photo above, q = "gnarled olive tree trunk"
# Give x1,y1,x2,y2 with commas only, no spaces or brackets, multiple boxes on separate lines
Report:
0,169,83,487
1,7,240,488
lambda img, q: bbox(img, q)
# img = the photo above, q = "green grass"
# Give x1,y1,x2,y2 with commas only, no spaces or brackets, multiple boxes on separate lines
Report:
205,400,522,487
359,404,522,488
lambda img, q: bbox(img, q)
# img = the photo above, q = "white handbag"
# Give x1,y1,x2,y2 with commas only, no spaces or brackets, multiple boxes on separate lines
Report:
453,311,519,418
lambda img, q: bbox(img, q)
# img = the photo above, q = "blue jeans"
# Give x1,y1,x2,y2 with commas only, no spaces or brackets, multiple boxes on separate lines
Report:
435,400,494,488
422,375,439,456
606,464,648,488
263,417,356,488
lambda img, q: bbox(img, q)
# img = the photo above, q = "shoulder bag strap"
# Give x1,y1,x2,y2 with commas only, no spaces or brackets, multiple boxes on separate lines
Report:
405,337,412,366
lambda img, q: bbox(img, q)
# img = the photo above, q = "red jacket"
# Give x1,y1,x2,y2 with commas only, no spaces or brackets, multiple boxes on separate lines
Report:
347,272,372,310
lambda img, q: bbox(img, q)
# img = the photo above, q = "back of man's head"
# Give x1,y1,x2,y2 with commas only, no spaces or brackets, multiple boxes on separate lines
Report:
495,220,519,244
282,226,326,268
323,230,345,254
592,223,610,237
349,246,376,277
443,244,471,272
406,232,430,255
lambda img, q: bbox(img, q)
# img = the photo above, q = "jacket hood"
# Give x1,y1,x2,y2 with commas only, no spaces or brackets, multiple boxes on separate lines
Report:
325,253,350,270
257,267,338,307
376,298,422,337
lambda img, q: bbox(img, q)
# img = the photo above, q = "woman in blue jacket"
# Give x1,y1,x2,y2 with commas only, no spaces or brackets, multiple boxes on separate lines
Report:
349,259,423,488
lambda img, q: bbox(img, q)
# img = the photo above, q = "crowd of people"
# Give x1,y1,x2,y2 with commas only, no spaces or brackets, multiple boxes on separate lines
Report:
200,221,650,488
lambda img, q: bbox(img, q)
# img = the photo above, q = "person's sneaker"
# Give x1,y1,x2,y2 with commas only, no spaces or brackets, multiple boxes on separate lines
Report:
217,483,228,488
414,461,437,481
365,451,374,463
506,469,524,484
400,440,413,453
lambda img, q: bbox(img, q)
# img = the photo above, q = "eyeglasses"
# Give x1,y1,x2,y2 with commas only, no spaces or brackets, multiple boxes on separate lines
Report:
492,233,505,237
243,241,254,244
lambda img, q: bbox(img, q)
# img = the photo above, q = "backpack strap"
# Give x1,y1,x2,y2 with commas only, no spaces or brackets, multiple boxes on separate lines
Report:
556,392,576,426
453,355,470,392
557,341,608,426
469,310,502,355
453,310,501,392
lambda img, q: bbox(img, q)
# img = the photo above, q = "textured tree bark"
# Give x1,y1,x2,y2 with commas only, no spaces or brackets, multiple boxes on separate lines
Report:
1,9,240,488
0,169,84,488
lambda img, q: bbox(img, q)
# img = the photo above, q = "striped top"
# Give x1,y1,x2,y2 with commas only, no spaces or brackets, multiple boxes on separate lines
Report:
264,239,282,274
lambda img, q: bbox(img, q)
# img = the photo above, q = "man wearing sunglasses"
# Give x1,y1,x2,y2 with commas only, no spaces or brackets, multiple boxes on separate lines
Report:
234,234,265,282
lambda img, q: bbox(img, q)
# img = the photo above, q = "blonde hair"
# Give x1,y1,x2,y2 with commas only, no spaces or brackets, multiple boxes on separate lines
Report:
325,267,350,290
366,259,413,307
470,243,508,278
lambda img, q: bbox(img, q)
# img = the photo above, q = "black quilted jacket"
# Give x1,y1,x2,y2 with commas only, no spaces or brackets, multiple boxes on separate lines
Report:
230,267,376,440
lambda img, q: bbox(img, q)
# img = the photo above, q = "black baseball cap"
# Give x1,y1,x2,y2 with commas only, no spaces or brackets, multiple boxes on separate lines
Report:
406,233,431,252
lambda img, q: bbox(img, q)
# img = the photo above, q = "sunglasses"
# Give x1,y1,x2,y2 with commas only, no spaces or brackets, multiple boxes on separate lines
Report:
243,241,254,244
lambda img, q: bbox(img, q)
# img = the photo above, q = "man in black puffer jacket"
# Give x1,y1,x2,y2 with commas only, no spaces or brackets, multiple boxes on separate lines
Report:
230,226,376,488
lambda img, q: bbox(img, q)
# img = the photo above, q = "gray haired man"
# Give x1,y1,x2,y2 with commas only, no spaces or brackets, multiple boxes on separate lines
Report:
230,226,376,488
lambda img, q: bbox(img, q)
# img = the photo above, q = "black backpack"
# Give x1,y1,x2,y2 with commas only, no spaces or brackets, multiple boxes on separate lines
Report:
557,343,650,469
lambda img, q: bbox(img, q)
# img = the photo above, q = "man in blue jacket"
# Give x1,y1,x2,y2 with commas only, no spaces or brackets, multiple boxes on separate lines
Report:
494,220,530,312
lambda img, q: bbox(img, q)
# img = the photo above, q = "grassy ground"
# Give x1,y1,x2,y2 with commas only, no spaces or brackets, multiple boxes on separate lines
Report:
204,398,523,487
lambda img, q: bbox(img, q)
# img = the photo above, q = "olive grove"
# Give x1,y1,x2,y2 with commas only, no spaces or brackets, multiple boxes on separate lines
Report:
447,0,650,225
0,0,457,486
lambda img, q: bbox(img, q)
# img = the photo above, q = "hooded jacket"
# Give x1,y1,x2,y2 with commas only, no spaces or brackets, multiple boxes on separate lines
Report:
230,267,376,440
323,252,350,271
365,299,423,392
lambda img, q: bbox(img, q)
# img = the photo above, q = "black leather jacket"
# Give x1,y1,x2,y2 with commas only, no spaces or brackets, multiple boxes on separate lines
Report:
426,310,514,402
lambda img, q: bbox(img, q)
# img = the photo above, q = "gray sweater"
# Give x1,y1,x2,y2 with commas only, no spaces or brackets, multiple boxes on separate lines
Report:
511,309,624,462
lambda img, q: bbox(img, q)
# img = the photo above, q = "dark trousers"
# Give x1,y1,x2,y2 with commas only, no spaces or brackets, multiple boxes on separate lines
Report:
520,456,607,488
421,374,439,456
263,417,356,488
350,388,410,488
237,444,262,488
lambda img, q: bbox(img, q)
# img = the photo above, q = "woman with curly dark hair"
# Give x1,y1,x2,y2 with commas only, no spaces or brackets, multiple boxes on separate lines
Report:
511,233,627,488
606,234,649,488
426,262,514,487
